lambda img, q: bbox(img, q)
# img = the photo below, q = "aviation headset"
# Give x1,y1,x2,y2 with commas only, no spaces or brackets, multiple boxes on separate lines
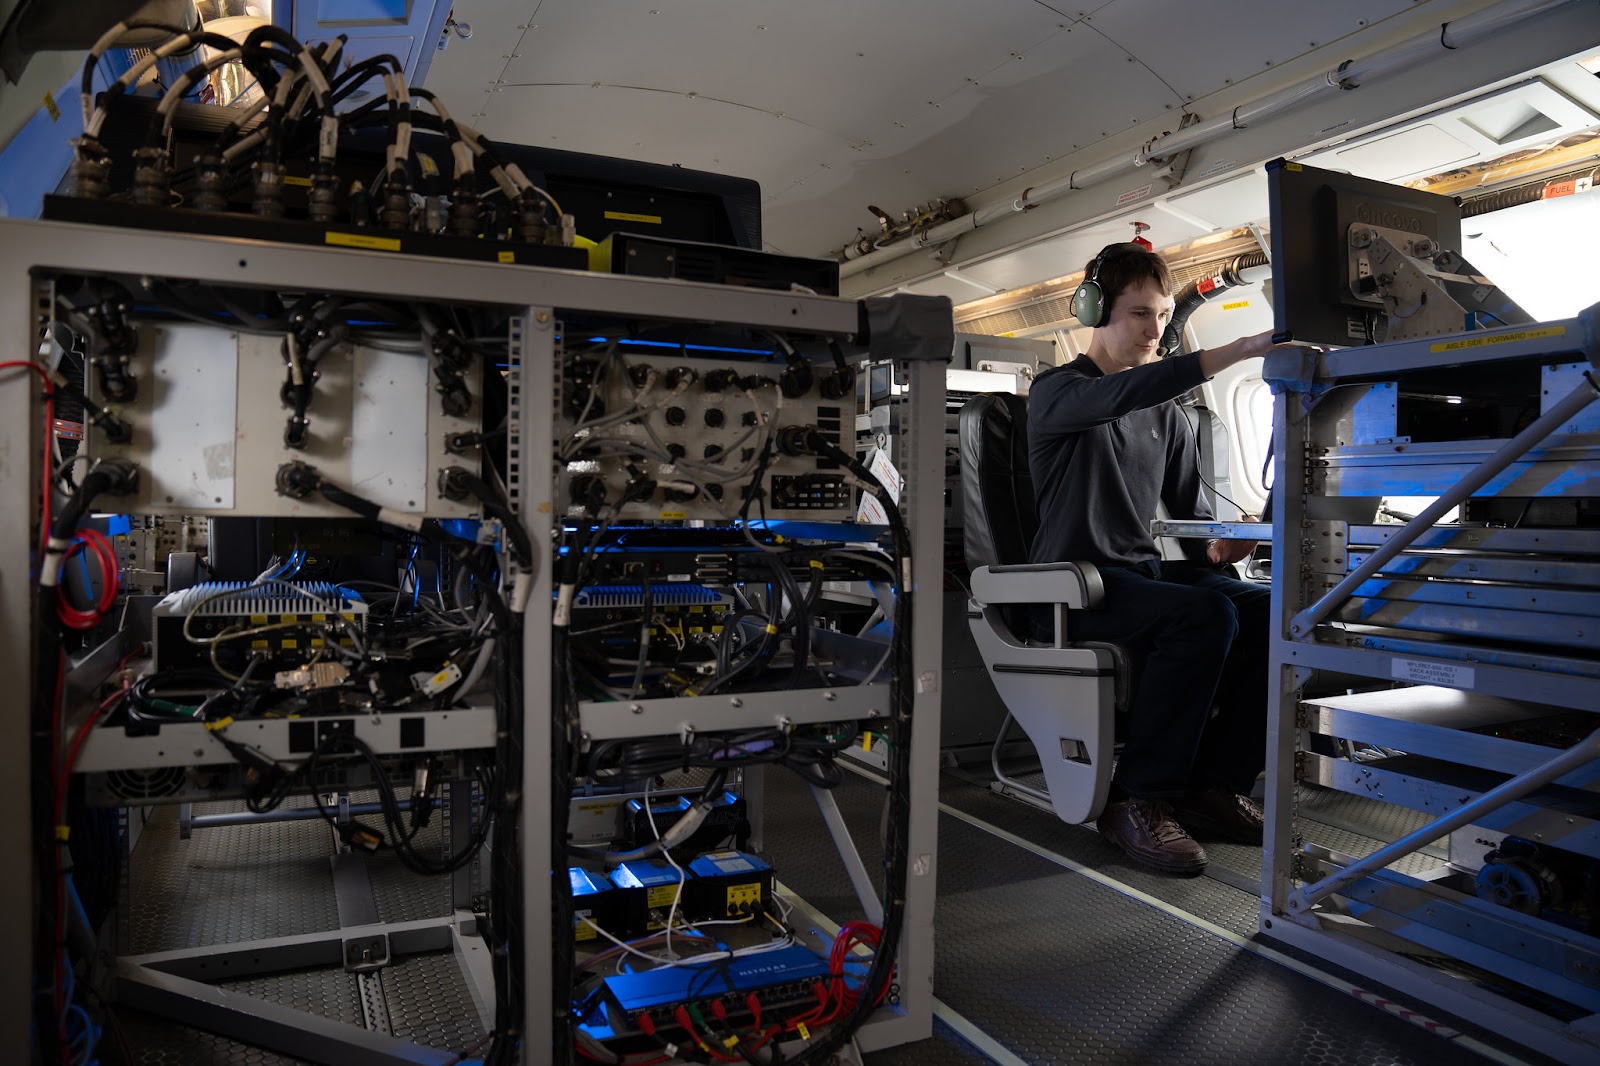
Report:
1071,242,1153,328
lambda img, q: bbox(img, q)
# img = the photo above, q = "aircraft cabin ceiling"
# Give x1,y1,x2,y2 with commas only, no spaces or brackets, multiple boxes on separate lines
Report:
424,0,1600,299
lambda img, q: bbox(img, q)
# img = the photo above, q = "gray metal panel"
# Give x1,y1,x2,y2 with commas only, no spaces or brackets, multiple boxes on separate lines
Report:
140,324,239,509
578,683,890,740
1263,316,1589,386
1347,524,1600,554
349,345,431,512
1303,687,1599,786
1305,753,1600,859
77,705,498,773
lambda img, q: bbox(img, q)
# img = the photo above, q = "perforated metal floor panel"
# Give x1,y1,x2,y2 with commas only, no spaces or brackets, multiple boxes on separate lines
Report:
112,800,496,1066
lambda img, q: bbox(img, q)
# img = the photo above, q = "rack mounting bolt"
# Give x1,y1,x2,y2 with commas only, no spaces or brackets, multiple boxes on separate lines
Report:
729,697,743,708
630,704,644,714
822,691,836,701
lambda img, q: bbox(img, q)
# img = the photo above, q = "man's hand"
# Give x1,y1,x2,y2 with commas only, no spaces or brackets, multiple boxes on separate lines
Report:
1207,538,1257,565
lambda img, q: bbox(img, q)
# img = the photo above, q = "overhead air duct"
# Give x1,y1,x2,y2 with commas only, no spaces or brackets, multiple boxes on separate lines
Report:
839,0,1583,280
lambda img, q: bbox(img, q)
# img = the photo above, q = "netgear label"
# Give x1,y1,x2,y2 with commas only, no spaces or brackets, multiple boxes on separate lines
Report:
1391,658,1474,690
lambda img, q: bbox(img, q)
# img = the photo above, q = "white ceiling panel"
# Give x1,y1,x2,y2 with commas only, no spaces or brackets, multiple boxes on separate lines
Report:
956,218,1138,292
493,0,1073,142
1084,0,1417,100
474,85,853,183
1160,168,1270,231
899,273,1000,304
760,26,1182,255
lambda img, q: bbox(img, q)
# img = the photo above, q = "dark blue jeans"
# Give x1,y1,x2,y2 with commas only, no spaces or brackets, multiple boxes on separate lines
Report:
1032,560,1269,799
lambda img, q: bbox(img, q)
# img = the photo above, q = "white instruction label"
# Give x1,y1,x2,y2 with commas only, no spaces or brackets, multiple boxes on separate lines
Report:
867,447,903,503
1391,658,1475,690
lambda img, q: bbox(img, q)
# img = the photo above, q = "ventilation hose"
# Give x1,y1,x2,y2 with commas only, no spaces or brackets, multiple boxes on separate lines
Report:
1160,251,1270,357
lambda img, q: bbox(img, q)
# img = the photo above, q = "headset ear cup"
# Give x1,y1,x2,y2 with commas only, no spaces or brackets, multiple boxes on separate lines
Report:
1072,280,1104,328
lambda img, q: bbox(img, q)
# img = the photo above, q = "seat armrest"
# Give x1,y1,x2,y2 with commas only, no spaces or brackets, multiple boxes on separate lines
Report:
971,562,1104,609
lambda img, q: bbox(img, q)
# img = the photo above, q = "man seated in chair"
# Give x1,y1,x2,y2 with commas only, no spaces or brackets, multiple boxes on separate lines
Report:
1029,242,1276,875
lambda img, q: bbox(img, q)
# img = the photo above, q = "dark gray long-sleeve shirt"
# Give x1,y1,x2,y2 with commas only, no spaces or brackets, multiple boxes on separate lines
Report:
1027,352,1213,567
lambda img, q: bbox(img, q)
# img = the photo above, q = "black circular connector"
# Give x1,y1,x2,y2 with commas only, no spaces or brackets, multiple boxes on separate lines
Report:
664,406,687,427
275,460,320,499
704,408,725,428
703,368,738,392
819,365,857,401
778,363,814,399
437,466,471,502
777,425,814,457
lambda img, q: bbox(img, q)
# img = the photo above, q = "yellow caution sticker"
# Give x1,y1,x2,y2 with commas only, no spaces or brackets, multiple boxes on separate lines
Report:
55,825,70,841
280,639,298,649
660,511,687,520
42,92,60,122
1430,325,1567,353
283,175,313,187
1285,161,1303,171
1222,300,1249,310
250,614,269,625
326,231,402,252
497,250,516,263
797,1022,811,1041
605,210,663,224
311,614,326,622
646,884,679,908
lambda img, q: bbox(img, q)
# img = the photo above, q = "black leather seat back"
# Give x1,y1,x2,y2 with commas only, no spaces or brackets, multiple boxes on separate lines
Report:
959,393,1038,571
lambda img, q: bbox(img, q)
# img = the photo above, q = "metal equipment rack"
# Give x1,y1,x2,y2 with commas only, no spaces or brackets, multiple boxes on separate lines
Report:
1260,311,1600,1064
0,217,946,1064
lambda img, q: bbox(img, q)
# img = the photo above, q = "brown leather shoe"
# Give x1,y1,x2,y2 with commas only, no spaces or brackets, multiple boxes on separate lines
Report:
1095,798,1208,875
1171,789,1264,845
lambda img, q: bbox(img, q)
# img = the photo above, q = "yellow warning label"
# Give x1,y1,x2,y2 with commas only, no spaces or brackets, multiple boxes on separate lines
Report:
250,614,269,625
1222,300,1249,310
281,639,298,649
497,250,516,263
42,92,60,122
605,210,663,224
574,920,596,941
283,175,313,187
325,231,402,251
660,510,687,520
311,614,326,622
797,1022,811,1041
1285,161,1303,171
252,640,270,649
280,614,298,624
1430,325,1567,353
646,884,678,909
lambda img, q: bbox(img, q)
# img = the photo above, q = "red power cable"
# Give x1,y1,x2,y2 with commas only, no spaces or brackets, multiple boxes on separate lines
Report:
56,528,120,630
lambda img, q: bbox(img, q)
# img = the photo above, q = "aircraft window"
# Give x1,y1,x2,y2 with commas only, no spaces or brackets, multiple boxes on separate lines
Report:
1462,188,1600,320
1235,377,1274,506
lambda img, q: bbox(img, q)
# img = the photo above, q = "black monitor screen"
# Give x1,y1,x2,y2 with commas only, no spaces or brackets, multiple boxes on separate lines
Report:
1266,158,1461,347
